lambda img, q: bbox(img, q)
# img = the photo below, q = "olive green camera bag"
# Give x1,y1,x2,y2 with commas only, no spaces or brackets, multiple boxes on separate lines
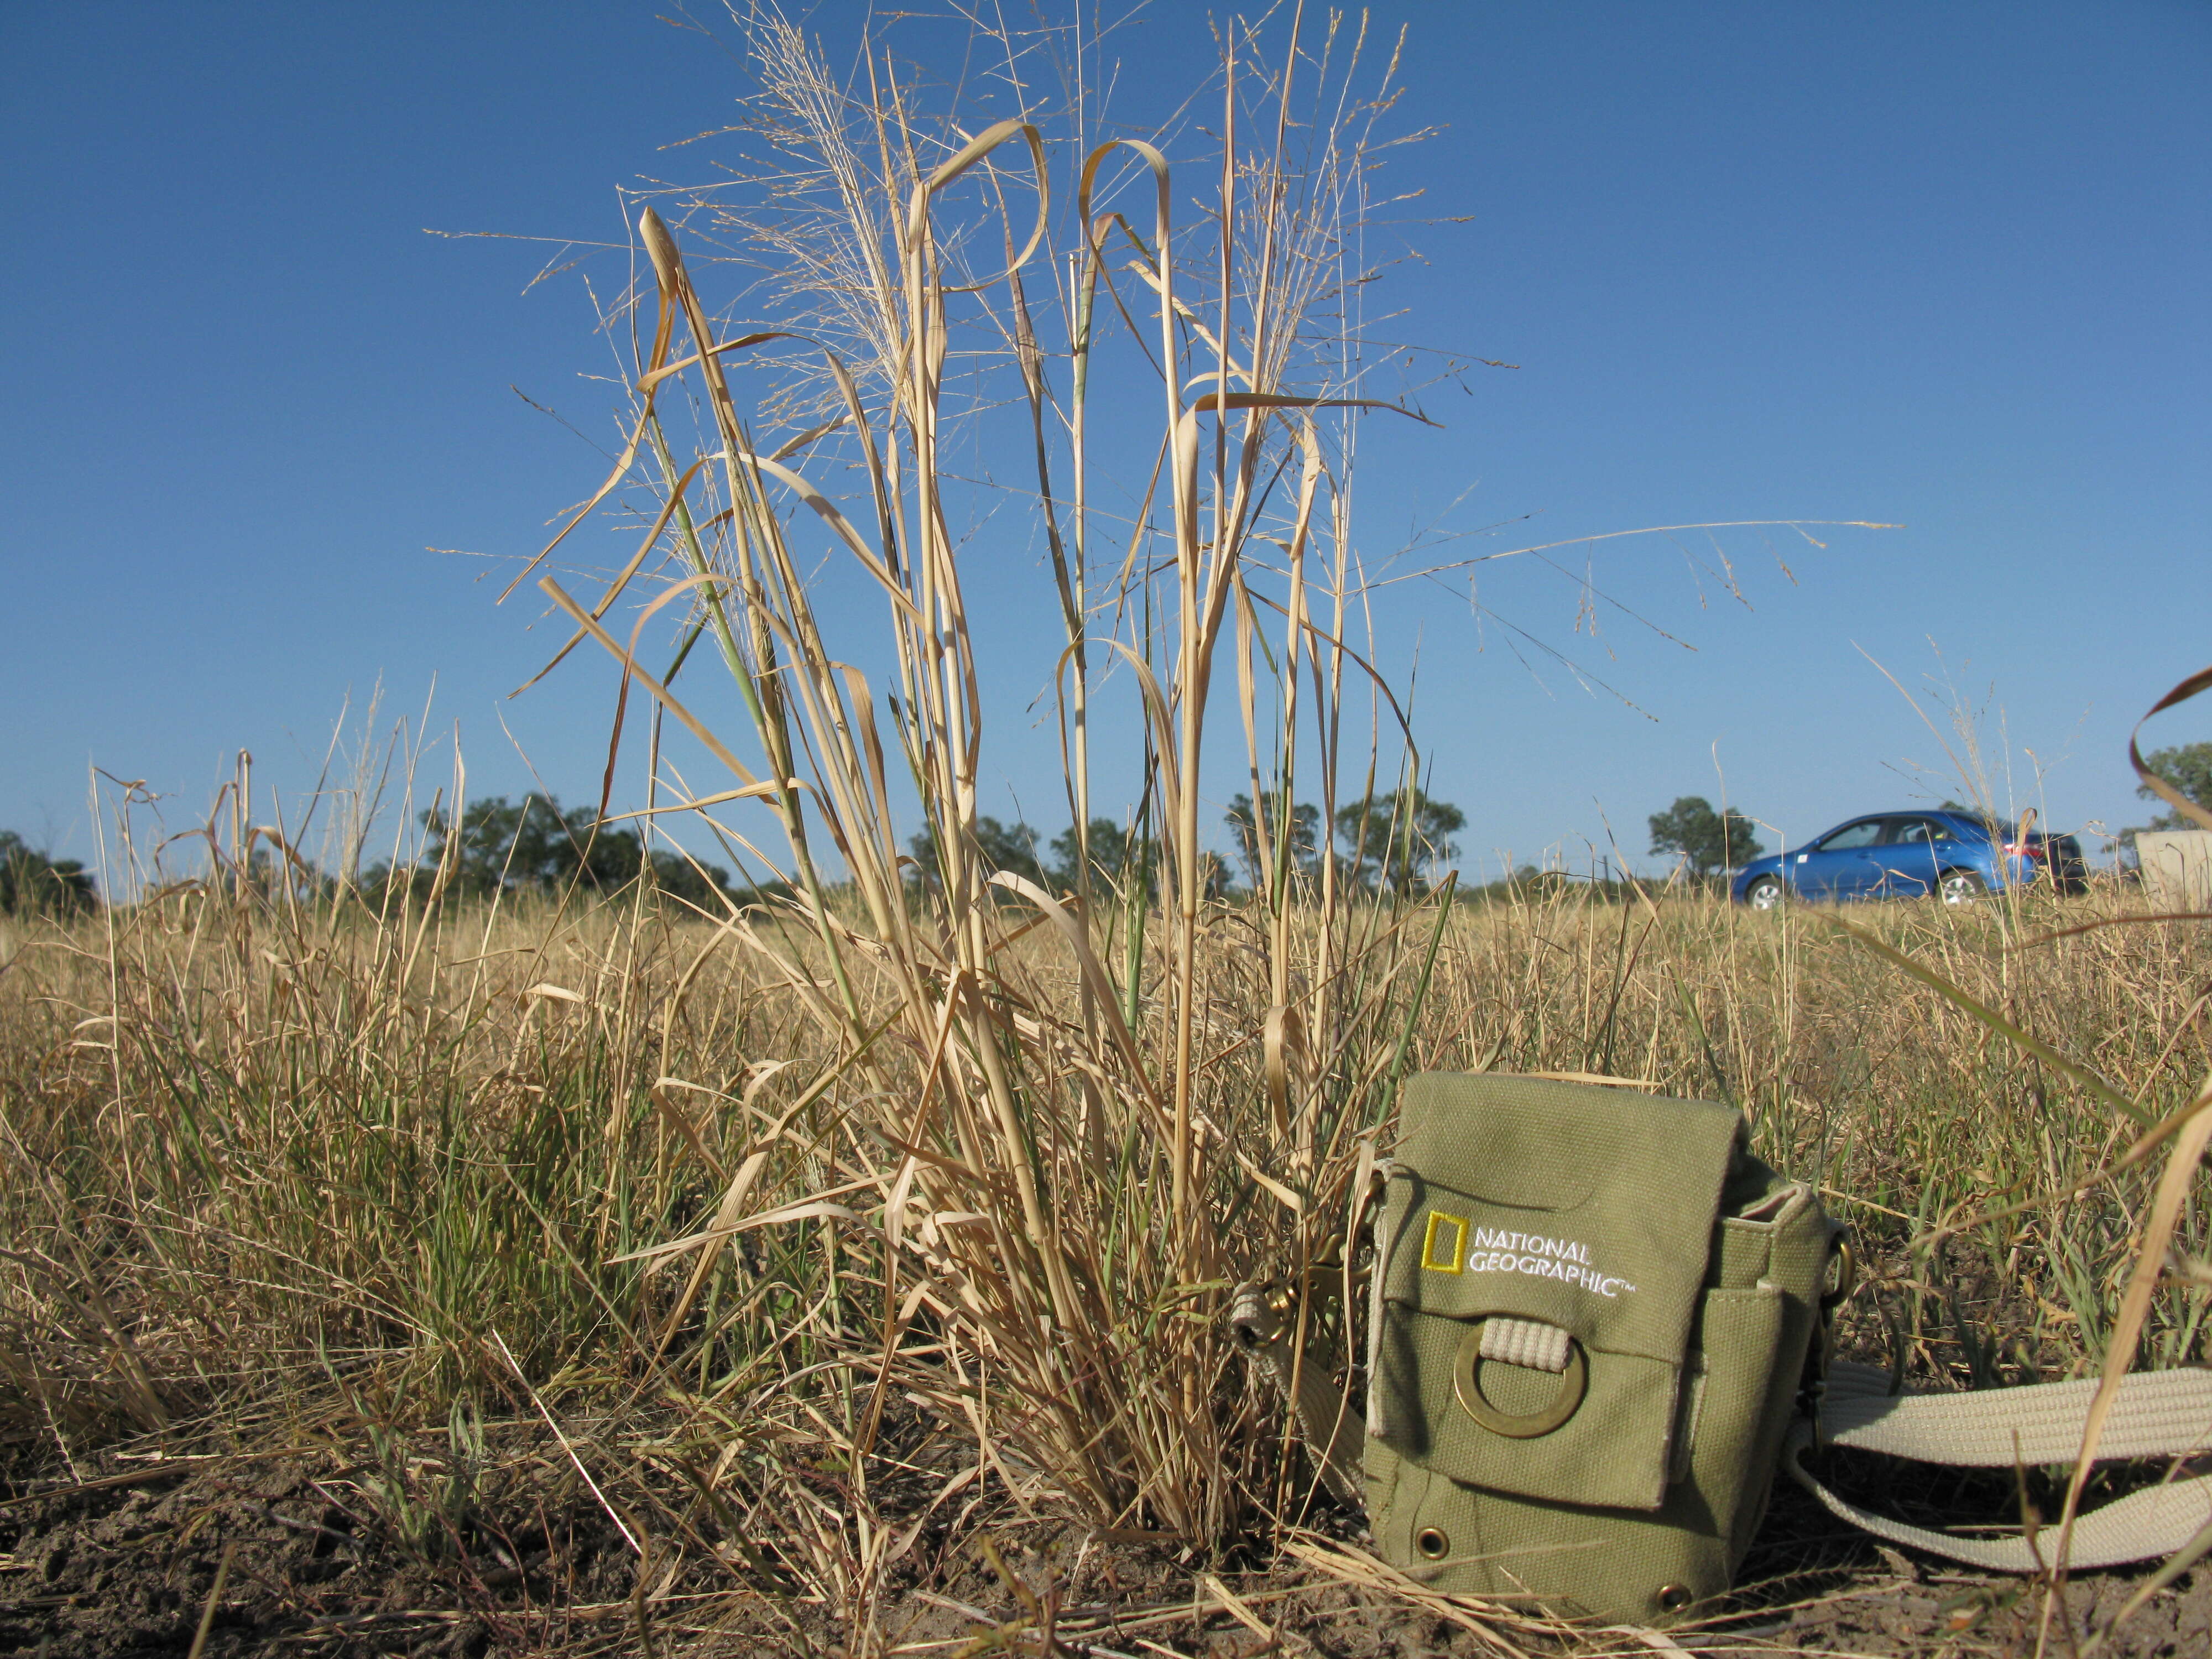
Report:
1235,1072,2212,1625
1360,1072,1833,1625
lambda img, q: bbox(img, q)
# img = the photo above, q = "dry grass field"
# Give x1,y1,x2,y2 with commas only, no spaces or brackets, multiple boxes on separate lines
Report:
4,871,2210,1655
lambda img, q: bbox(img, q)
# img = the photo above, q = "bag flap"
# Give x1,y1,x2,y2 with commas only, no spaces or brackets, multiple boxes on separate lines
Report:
1374,1073,1742,1511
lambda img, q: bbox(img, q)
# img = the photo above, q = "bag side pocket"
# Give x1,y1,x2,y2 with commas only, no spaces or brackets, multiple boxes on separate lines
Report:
1679,1283,1787,1552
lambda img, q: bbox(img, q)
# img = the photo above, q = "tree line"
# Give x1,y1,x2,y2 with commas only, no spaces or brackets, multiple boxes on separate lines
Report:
4,786,1473,917
0,832,96,917
907,785,1467,899
21,752,2204,918
360,794,740,907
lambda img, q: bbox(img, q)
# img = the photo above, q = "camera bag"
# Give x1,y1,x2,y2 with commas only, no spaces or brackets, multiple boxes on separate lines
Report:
1233,1071,2212,1626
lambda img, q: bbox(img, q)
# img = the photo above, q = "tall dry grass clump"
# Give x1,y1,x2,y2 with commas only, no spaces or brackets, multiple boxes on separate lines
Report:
505,5,1447,1547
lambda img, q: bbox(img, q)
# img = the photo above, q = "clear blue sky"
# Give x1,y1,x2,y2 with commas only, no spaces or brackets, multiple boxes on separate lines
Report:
3,2,2206,883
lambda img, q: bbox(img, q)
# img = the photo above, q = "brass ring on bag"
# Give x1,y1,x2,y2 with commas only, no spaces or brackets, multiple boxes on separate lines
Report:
1822,1237,1856,1308
1453,1319,1587,1438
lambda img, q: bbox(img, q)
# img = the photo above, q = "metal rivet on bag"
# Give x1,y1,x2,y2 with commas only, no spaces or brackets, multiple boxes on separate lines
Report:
1416,1528,1450,1560
1657,1584,1694,1613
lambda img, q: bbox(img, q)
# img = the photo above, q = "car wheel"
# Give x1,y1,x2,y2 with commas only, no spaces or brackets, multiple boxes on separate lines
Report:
1939,869,1987,906
1745,876,1784,911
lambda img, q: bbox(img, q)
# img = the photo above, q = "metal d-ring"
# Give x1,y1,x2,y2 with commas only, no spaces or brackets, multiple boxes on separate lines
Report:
1452,1318,1587,1438
1822,1235,1858,1308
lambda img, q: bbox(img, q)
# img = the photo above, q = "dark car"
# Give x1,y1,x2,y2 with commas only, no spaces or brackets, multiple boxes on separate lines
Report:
1730,809,2087,908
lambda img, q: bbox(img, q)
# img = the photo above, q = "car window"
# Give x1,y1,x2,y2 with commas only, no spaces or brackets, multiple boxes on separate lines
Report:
1886,817,1948,846
1815,820,1884,852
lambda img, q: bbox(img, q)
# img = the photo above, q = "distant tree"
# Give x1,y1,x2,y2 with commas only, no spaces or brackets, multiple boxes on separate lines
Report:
2135,742,2212,831
1223,794,1320,889
417,795,731,905
975,817,1047,883
0,832,97,917
1648,796,1763,880
1048,817,1151,892
1039,817,1232,900
422,795,567,896
905,815,1046,893
1334,786,1464,895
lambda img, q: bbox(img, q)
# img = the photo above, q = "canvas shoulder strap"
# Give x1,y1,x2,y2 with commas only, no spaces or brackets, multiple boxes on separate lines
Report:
1228,1277,1364,1503
1787,1361,2212,1571
1227,1145,1392,1504
1824,1361,2212,1467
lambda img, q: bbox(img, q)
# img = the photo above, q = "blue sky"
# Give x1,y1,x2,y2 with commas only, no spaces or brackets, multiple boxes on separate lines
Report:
3,2,2206,883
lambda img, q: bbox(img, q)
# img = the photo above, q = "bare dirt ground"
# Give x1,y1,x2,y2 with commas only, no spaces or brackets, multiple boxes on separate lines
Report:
6,1446,2206,1658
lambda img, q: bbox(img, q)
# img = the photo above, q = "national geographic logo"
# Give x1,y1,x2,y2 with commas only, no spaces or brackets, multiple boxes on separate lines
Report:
1420,1211,1637,1299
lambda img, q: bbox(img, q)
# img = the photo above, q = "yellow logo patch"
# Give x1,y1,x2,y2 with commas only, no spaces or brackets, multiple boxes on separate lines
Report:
1421,1209,1469,1274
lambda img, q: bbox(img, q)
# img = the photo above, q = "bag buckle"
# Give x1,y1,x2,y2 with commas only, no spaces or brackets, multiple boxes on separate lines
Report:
1803,1233,1858,1446
1452,1316,1588,1438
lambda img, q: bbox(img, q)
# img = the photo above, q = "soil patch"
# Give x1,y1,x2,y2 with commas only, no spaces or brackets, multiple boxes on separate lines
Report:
5,1452,2206,1656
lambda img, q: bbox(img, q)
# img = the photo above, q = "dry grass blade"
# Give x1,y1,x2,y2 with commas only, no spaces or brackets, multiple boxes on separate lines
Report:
2130,662,2212,832
492,1331,643,1558
2044,1068,2212,1589
184,1542,237,1659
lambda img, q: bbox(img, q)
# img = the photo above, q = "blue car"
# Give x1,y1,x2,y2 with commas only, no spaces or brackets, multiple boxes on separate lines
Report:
1730,809,2087,909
